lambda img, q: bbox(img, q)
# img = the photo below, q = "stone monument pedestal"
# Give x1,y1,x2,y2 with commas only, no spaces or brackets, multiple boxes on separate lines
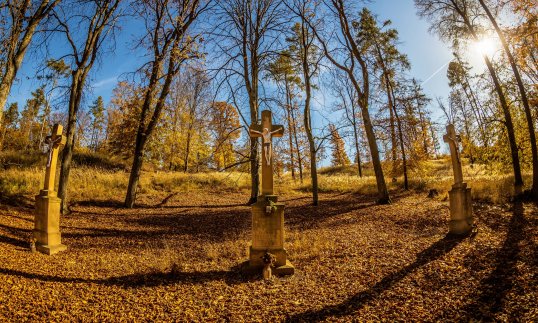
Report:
448,183,473,235
248,195,294,275
34,190,67,255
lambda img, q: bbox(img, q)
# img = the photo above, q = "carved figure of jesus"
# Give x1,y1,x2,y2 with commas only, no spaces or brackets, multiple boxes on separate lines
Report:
45,135,64,168
249,127,283,166
443,124,464,186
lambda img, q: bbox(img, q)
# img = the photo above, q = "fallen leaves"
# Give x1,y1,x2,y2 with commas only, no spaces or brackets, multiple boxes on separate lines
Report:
0,190,536,321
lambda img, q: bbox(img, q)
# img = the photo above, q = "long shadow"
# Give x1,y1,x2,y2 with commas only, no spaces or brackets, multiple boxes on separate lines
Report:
0,222,31,248
287,234,465,322
74,198,246,210
133,208,251,243
0,265,250,288
0,194,34,209
460,200,529,320
285,191,410,231
0,234,28,248
0,211,34,223
0,222,31,235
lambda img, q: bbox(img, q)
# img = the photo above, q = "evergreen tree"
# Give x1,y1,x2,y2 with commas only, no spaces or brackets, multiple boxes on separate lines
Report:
329,124,350,167
89,96,105,152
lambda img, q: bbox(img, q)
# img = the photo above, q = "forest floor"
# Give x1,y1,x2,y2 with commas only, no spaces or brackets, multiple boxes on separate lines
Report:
0,189,536,321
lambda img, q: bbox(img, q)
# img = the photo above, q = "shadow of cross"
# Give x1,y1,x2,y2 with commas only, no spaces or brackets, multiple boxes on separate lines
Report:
249,110,284,196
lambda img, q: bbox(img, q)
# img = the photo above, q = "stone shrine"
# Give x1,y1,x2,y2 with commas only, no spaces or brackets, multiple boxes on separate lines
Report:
443,124,473,235
33,124,68,255
248,110,294,275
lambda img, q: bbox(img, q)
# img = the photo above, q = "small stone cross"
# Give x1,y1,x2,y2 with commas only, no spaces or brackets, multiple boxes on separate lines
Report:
443,124,463,187
249,110,284,196
43,124,66,194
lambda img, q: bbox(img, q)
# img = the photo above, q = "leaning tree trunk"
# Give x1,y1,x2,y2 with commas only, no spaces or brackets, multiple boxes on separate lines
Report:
483,55,524,194
388,83,398,178
304,99,318,206
352,118,363,177
284,79,296,180
360,101,390,204
479,0,538,199
58,73,84,214
456,4,524,195
291,105,304,183
125,134,147,208
389,84,408,190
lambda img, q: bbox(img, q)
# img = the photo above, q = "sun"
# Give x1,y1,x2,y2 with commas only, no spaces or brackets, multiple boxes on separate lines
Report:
472,37,499,57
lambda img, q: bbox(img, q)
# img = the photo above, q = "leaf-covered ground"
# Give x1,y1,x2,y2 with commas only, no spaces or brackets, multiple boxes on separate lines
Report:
0,190,536,321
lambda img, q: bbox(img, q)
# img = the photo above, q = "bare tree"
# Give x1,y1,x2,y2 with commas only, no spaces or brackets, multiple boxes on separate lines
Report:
124,0,207,208
0,0,61,125
300,0,391,204
53,0,121,213
213,0,285,204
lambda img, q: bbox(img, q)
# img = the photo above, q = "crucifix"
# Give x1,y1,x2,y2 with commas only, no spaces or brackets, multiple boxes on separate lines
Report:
42,124,66,194
249,110,284,196
443,124,463,187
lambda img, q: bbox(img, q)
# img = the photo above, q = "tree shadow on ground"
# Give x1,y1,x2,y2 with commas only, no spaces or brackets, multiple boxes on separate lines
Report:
286,234,465,322
0,234,27,248
285,191,410,230
0,263,257,288
0,222,32,248
459,200,532,320
0,194,34,209
132,208,251,243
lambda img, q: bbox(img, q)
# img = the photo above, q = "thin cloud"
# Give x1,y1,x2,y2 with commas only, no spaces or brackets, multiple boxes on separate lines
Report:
421,60,450,86
93,76,118,88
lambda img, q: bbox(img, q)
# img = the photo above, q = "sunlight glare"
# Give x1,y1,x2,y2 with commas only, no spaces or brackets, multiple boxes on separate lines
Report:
472,37,499,57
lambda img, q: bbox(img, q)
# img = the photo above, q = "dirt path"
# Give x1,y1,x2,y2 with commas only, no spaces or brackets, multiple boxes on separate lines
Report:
0,191,536,321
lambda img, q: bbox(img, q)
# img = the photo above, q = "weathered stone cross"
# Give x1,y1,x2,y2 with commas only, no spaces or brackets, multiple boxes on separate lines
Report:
443,124,463,187
249,110,284,196
43,124,66,194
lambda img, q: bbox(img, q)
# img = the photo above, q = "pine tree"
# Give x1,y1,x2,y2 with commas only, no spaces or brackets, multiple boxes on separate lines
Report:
329,124,350,167
89,96,105,152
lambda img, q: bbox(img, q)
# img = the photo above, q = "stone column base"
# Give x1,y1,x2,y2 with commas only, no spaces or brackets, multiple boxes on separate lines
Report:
448,183,473,235
34,192,67,255
35,243,68,255
247,195,294,276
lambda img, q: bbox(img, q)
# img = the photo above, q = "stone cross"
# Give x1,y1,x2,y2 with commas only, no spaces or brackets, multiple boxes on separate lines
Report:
443,124,463,187
249,110,284,196
43,124,66,194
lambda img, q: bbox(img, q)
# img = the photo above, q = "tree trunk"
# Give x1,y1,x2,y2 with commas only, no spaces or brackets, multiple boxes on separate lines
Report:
125,134,146,208
388,84,397,178
291,105,303,183
389,84,408,190
361,101,390,204
484,55,524,194
454,2,524,195
183,131,192,173
248,137,260,204
284,78,296,180
352,117,362,177
58,74,83,214
304,103,318,206
478,0,538,199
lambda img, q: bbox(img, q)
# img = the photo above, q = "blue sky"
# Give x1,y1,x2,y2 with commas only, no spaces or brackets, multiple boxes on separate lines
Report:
8,1,457,110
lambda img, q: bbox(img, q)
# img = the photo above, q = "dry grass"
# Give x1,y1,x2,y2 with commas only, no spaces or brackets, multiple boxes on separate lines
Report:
0,167,251,205
0,157,532,206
